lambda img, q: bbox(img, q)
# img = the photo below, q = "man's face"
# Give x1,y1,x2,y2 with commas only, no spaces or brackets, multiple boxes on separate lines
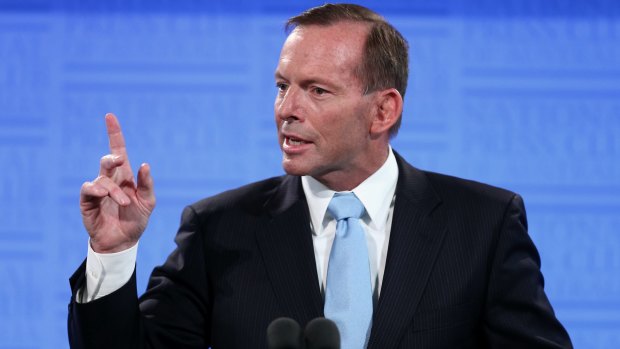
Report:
274,22,379,188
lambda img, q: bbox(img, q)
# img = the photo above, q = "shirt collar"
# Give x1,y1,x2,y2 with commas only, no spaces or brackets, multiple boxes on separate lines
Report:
301,147,399,236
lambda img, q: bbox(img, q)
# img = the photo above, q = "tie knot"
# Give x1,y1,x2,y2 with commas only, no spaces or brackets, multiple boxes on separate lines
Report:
327,192,365,221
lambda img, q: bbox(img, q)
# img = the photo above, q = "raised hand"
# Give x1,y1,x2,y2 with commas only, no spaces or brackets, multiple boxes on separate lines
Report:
80,113,156,253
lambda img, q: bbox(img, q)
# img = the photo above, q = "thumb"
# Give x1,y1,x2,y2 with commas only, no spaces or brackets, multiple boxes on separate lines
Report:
136,163,156,209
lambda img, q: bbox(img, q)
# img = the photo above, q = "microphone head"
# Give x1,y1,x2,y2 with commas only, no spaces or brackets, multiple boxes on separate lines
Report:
267,317,302,349
304,317,340,349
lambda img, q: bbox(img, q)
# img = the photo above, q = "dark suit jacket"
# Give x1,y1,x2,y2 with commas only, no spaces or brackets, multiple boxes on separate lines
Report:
68,153,572,348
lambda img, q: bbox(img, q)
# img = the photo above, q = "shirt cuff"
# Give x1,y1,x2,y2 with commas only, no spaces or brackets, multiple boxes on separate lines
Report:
79,240,138,303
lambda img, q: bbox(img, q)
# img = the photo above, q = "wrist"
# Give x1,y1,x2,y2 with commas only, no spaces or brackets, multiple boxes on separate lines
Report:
90,239,138,254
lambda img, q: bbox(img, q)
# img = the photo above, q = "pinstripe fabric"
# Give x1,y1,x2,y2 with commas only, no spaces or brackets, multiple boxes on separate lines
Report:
68,152,571,349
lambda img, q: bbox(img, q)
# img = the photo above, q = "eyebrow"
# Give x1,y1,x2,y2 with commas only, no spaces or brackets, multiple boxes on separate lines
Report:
274,72,334,90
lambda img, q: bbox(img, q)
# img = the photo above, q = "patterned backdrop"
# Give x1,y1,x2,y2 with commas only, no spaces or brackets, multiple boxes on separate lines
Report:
0,0,619,348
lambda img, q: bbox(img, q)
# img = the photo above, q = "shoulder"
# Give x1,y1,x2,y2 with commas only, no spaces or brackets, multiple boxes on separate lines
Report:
420,170,526,231
424,171,518,206
186,175,291,218
395,154,529,250
394,151,521,218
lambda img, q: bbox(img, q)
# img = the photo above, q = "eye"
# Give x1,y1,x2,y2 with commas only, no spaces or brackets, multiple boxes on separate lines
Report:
312,87,328,96
276,82,288,93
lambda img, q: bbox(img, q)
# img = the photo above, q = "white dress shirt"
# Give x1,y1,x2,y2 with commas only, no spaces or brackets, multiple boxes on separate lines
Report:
79,240,138,302
302,148,398,297
81,148,398,302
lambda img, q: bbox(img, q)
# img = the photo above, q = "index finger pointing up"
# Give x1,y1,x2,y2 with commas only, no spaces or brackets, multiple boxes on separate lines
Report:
105,113,128,157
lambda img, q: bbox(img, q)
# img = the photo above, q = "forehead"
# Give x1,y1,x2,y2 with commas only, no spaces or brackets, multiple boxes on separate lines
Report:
277,22,369,80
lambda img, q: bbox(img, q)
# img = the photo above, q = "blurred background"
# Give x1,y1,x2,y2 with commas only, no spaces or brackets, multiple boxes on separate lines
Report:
0,0,619,348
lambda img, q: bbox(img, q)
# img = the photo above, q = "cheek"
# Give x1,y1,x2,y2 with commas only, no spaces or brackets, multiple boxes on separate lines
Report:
321,116,362,151
310,100,370,146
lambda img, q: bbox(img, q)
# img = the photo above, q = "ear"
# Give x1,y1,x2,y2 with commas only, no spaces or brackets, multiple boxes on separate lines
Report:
369,88,403,136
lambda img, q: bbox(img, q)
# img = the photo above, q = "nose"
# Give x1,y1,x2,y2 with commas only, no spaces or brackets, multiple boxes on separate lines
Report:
275,85,304,123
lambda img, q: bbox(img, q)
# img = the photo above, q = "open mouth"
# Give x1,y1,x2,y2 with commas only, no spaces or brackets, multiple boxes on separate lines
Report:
287,137,308,145
282,135,312,153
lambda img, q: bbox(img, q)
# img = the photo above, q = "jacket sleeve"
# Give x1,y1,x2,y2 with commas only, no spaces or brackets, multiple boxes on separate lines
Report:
68,205,211,349
68,261,141,349
483,194,573,349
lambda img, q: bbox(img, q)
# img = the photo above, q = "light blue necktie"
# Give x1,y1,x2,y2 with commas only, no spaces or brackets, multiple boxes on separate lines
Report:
324,192,373,349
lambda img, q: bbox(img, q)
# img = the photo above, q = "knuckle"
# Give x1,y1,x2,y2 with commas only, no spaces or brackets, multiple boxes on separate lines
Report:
109,185,122,195
93,176,114,189
80,182,93,194
100,154,114,167
92,175,105,184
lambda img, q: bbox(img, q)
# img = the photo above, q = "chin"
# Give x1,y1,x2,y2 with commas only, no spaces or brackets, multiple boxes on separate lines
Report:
281,158,311,177
282,163,306,176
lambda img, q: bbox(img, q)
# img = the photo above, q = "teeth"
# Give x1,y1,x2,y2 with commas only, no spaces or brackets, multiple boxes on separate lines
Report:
288,137,305,145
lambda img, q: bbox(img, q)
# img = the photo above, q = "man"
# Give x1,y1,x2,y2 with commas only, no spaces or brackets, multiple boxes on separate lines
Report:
69,4,573,348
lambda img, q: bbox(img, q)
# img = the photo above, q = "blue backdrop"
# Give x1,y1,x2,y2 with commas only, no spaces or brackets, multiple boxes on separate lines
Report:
1,0,619,348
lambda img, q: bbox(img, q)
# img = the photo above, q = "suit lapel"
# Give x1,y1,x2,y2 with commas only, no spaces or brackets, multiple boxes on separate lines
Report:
368,153,449,348
255,175,323,325
254,155,449,344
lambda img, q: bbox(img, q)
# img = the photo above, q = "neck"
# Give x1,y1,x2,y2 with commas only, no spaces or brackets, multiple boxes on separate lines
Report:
314,146,390,191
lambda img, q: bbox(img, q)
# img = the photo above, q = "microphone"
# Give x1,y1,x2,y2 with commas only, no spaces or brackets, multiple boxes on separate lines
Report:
304,317,340,349
267,317,302,349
